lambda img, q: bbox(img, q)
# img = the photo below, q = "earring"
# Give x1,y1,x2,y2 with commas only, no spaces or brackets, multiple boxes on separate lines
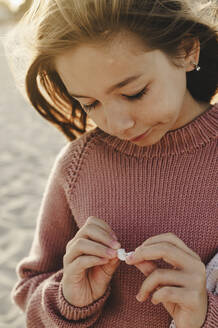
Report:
191,61,201,72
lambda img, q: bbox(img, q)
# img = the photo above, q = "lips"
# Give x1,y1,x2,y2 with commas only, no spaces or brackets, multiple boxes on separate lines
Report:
130,127,153,142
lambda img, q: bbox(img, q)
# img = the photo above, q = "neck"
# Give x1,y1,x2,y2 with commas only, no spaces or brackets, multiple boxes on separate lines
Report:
172,91,211,131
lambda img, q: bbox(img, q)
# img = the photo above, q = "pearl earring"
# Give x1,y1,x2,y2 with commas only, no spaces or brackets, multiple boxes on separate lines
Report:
191,61,201,72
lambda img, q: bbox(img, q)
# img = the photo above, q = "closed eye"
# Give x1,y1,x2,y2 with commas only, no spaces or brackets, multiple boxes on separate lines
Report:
125,86,148,100
82,86,149,113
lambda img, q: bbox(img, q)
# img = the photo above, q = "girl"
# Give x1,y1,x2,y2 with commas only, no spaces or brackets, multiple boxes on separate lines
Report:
4,0,218,327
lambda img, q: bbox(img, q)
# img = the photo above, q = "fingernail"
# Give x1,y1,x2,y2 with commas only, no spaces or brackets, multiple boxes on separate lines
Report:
136,294,143,302
111,240,121,249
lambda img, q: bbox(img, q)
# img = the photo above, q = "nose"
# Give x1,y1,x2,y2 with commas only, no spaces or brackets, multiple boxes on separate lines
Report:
104,103,135,137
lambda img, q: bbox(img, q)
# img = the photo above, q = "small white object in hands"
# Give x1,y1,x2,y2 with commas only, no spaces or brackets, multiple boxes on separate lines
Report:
117,248,134,261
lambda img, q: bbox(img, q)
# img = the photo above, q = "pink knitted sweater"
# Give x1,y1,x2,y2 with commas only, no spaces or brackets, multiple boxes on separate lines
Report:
12,103,218,327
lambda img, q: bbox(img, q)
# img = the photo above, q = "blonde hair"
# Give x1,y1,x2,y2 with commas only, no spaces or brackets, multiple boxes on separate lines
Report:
3,0,218,140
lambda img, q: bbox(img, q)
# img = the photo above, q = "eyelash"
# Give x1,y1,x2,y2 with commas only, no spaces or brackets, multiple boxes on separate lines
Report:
82,86,149,113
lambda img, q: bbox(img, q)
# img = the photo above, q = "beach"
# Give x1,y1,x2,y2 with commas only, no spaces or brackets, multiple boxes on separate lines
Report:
0,20,66,327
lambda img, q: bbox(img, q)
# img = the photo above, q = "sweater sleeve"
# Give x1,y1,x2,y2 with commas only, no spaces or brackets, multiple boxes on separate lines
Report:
11,142,111,327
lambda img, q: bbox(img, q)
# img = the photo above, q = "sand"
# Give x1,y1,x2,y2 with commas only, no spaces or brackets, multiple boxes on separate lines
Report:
0,20,66,327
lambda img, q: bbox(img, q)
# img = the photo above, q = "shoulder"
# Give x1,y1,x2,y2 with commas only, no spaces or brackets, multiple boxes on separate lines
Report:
52,127,101,179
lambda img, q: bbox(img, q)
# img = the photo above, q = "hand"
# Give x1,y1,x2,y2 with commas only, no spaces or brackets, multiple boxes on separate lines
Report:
125,233,208,328
61,216,121,307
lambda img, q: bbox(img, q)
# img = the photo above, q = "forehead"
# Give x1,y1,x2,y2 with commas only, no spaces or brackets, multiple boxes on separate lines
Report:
54,31,154,92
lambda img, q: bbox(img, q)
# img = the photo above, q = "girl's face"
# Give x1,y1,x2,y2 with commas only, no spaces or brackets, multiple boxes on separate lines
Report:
55,31,208,147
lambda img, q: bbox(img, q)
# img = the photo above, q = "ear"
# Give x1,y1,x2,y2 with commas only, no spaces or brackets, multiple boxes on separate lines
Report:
182,37,200,72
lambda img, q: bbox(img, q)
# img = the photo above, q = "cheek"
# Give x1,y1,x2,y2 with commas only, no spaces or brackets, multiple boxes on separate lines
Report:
139,89,180,125
148,75,185,113
155,68,186,100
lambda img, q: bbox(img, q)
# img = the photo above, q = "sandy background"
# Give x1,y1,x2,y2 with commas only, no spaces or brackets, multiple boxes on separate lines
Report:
0,19,66,327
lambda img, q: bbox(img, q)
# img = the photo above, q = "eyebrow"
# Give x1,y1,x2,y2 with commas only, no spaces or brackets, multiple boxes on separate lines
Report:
70,74,142,98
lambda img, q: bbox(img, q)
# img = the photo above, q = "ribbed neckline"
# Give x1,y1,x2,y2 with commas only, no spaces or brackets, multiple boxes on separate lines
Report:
92,103,218,158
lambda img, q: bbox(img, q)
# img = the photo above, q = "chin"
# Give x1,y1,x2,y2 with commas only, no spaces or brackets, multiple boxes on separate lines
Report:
135,132,165,147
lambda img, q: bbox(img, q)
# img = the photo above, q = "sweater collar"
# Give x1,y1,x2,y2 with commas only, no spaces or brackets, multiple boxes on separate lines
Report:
93,103,218,158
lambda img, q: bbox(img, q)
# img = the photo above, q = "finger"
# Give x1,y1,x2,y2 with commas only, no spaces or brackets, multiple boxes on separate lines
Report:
65,255,110,278
141,233,201,261
67,223,121,252
134,260,158,276
100,257,121,277
136,269,191,302
126,242,200,271
93,257,121,288
86,216,119,239
64,238,119,266
151,286,200,310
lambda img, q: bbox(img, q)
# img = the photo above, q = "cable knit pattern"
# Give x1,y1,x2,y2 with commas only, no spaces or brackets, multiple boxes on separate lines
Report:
11,104,218,327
